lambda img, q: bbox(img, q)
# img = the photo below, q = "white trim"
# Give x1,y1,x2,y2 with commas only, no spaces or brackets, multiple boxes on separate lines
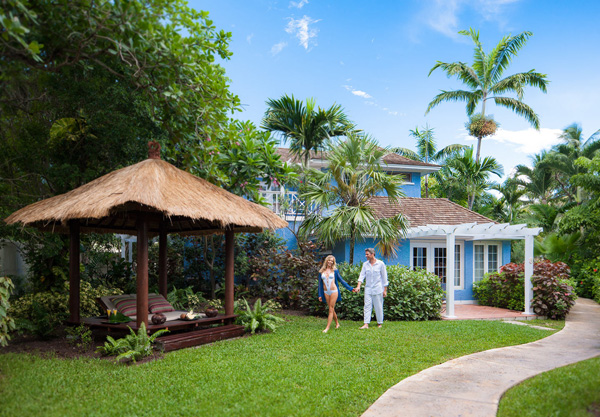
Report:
473,241,501,283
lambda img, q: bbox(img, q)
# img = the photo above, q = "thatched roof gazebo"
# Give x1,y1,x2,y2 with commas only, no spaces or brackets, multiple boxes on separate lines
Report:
5,142,287,329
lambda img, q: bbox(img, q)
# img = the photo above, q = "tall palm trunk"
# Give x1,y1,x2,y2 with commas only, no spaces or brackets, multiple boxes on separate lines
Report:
349,224,356,265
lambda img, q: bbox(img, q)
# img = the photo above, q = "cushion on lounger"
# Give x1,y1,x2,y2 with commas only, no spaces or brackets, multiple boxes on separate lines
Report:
113,296,137,317
148,294,175,313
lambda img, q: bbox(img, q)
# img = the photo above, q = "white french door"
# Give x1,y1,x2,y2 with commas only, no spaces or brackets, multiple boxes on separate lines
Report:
410,242,463,289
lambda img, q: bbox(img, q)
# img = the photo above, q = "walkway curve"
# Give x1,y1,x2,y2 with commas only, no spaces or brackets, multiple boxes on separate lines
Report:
362,298,600,417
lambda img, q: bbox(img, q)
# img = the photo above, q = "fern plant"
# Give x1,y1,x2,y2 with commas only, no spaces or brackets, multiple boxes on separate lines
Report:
236,299,284,334
96,323,168,363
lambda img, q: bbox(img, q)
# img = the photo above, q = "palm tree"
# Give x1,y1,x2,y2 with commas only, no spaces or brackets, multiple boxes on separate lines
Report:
299,133,407,264
261,94,353,167
490,178,526,223
426,28,548,163
443,147,503,210
541,123,600,204
391,125,466,197
514,151,556,204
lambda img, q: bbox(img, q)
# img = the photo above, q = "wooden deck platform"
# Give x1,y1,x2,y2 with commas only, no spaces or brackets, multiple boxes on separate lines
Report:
82,314,237,334
155,324,246,352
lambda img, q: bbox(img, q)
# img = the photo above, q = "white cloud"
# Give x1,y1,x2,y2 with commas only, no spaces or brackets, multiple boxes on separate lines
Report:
285,15,320,50
271,41,288,55
289,0,309,8
423,0,522,39
460,127,562,154
246,33,254,44
352,90,372,99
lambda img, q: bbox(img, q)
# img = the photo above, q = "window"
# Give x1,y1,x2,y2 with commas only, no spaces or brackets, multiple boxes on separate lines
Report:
434,247,447,283
413,247,427,270
385,172,412,183
474,243,501,283
411,242,463,289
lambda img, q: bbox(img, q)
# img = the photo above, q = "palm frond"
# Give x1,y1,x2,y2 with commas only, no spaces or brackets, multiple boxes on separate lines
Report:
425,90,479,115
489,31,533,83
493,97,540,129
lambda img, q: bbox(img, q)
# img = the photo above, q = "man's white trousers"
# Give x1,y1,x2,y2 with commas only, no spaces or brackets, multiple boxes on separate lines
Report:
364,292,384,324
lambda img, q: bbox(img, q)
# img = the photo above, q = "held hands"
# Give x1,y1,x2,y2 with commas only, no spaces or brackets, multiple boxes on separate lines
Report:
353,287,360,293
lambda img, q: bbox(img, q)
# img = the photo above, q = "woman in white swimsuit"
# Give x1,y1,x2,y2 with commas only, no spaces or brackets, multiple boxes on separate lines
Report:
318,255,353,333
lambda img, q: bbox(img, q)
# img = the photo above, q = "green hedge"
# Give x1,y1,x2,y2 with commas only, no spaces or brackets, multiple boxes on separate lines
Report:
571,256,600,303
10,281,122,336
309,263,444,321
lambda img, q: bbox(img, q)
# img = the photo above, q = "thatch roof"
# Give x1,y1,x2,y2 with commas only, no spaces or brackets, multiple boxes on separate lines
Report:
5,157,288,236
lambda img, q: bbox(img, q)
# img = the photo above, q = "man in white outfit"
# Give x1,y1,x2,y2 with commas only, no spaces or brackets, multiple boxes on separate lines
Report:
354,248,388,329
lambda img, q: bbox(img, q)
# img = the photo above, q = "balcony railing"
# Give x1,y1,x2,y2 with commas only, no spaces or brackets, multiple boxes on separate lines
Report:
260,190,310,220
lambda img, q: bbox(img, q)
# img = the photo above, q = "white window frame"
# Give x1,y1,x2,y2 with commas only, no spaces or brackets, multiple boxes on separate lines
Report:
409,241,464,290
473,241,501,283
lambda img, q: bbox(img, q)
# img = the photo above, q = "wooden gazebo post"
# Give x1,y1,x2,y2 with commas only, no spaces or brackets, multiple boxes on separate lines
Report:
69,220,80,323
224,228,235,315
136,213,149,328
158,219,168,298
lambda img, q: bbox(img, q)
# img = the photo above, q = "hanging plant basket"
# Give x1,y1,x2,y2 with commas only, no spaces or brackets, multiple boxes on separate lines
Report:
466,114,498,138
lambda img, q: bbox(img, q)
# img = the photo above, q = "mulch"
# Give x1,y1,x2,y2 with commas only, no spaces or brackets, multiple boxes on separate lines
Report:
0,328,163,365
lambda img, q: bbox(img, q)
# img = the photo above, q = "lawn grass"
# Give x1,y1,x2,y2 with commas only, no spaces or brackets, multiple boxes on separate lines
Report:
523,319,565,330
498,356,600,417
0,315,559,417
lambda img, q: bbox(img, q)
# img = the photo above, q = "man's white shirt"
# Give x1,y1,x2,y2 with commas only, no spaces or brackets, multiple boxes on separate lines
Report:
358,259,388,295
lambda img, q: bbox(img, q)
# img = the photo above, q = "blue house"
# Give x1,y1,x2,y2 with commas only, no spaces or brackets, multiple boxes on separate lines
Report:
266,148,541,317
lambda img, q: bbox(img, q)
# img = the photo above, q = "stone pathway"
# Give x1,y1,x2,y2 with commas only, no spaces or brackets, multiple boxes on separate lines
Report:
362,298,600,417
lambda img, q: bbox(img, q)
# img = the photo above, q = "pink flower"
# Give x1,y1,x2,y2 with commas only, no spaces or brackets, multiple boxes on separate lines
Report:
206,137,211,142
236,142,240,146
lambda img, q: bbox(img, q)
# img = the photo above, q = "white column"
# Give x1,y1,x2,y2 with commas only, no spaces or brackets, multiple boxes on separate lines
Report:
445,232,456,318
121,235,126,259
523,234,534,315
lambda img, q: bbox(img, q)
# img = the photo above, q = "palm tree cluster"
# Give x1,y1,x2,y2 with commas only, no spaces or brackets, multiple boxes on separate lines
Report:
477,123,600,263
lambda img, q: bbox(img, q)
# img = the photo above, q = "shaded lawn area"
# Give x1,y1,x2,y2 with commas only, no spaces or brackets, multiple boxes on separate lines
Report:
498,356,600,417
0,315,558,417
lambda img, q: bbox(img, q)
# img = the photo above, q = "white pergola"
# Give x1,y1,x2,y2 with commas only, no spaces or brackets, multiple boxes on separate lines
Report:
406,222,542,318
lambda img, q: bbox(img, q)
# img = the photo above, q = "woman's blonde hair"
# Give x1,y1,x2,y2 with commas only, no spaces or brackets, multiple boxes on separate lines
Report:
319,255,337,273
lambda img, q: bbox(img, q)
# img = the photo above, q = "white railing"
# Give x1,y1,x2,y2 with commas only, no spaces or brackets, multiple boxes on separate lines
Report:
260,190,309,220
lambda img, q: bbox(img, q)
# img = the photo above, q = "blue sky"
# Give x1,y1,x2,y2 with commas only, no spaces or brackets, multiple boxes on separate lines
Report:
193,0,600,181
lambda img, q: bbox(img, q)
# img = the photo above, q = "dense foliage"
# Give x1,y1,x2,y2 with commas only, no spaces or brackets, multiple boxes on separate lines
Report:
248,240,322,309
473,261,577,319
309,264,444,321
9,281,121,337
0,277,16,346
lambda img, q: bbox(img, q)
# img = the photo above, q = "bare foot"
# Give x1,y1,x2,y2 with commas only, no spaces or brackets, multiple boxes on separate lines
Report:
377,324,382,328
323,328,329,333
335,323,340,329
359,324,369,329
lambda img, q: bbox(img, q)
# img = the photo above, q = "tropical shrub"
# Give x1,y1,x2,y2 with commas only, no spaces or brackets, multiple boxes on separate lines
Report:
474,260,577,319
96,322,168,363
167,286,206,311
248,240,322,309
0,277,16,346
308,263,444,321
235,298,284,334
10,281,121,336
532,261,577,319
473,263,525,311
570,256,600,302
